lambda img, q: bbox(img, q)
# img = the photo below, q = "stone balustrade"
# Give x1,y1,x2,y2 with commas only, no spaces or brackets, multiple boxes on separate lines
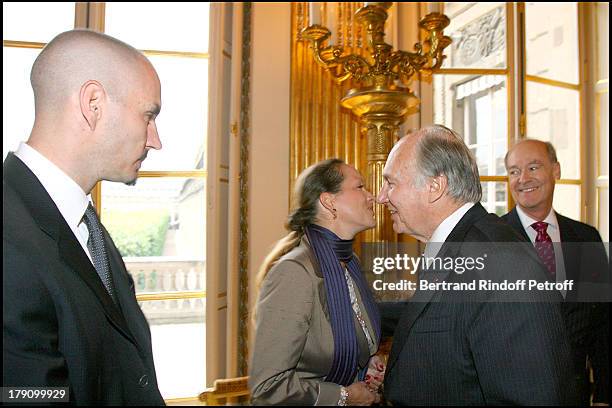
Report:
124,257,206,325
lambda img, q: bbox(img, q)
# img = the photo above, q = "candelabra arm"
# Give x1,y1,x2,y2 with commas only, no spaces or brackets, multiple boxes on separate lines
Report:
417,12,452,74
301,25,372,84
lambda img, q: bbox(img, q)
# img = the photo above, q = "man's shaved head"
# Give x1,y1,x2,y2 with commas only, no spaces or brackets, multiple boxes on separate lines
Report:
25,29,162,194
30,29,151,115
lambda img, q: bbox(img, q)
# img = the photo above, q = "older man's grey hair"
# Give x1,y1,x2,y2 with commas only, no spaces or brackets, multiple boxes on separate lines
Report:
413,125,482,203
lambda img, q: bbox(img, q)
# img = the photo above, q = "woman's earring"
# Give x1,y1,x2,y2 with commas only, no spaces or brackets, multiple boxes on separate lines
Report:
332,208,337,220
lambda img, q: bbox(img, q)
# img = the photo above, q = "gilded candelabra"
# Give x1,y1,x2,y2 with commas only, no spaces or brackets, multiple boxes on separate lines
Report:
300,2,451,242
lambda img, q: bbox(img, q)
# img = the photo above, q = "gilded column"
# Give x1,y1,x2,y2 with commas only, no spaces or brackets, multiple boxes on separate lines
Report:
363,118,398,243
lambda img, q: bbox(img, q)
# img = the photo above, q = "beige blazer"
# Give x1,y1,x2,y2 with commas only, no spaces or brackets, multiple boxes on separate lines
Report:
249,236,379,405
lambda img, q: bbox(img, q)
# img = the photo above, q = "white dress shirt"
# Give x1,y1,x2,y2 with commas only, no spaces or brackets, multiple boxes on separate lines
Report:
515,205,567,296
424,202,476,264
14,142,93,263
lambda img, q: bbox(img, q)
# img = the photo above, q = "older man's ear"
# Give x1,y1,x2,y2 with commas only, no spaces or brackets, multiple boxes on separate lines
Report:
427,175,447,204
553,161,561,180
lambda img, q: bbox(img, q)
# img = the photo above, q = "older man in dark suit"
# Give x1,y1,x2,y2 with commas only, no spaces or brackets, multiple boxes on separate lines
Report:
3,30,164,404
503,139,609,406
377,126,578,405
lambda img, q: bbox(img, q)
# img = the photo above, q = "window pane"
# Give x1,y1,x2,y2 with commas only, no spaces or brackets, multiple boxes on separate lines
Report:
141,300,206,399
101,178,206,294
526,81,580,179
553,184,581,221
434,74,508,176
525,2,578,84
598,187,609,243
3,2,75,43
141,56,208,171
442,2,506,69
104,2,209,53
3,47,39,160
480,181,508,216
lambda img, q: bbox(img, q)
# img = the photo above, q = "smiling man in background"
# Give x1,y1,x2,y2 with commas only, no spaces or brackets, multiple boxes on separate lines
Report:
503,139,609,406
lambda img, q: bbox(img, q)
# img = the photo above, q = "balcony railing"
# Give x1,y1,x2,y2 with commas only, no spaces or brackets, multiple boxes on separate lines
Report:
124,257,206,325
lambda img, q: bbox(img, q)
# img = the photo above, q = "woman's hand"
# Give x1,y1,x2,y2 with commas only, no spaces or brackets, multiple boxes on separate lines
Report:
346,381,377,406
365,355,386,393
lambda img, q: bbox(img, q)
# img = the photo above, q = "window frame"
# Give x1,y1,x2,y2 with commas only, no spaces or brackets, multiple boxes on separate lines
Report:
90,3,210,403
432,2,588,220
2,3,211,403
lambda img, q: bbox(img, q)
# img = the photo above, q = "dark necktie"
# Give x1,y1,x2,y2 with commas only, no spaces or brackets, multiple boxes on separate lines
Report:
532,221,556,278
82,203,116,301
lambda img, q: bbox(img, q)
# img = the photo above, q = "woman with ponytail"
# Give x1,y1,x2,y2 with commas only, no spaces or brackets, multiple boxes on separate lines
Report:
249,159,384,406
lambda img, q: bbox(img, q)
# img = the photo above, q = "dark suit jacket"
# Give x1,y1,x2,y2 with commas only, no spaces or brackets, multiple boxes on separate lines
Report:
3,153,165,405
503,207,610,404
382,203,578,405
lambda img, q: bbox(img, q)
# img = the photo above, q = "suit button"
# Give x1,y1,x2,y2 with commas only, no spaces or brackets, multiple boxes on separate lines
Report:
138,374,149,387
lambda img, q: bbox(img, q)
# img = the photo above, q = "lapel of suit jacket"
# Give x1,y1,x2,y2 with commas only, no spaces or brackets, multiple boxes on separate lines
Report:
556,212,581,281
385,270,445,373
505,207,530,241
103,225,130,314
300,235,331,319
4,153,138,346
386,203,488,374
302,234,382,346
102,224,153,352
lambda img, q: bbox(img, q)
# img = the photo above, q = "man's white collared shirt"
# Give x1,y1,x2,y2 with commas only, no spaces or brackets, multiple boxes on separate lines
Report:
424,202,476,266
515,205,567,296
14,142,93,263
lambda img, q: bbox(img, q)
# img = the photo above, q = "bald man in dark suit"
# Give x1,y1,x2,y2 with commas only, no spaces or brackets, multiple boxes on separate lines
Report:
3,29,164,404
503,139,609,406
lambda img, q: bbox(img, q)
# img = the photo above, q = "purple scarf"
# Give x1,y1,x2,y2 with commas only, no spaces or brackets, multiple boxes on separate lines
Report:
305,224,381,386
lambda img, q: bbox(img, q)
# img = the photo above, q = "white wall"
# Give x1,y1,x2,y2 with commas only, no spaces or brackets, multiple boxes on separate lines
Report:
249,2,292,353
